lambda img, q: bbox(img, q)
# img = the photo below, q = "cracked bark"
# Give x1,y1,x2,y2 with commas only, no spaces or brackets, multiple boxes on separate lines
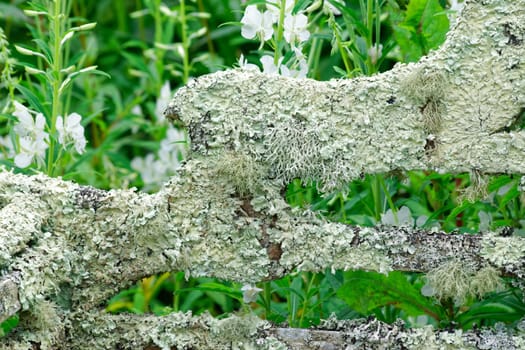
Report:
1,0,524,348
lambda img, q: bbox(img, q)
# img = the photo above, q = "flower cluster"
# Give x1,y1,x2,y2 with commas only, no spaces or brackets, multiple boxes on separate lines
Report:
380,205,441,229
129,81,187,190
8,101,87,168
239,0,314,79
12,101,49,168
131,126,186,190
56,113,86,154
241,284,263,303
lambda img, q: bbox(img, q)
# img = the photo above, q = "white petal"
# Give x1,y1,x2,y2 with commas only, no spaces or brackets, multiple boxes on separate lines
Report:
56,116,65,144
240,6,261,39
260,55,280,75
261,11,274,41
66,113,82,127
15,152,33,168
35,113,47,131
74,137,87,154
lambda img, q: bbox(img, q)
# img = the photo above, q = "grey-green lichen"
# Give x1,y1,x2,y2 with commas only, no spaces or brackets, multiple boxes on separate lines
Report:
402,69,446,134
0,276,20,323
457,170,489,203
214,150,267,196
425,260,502,304
0,0,524,348
167,0,525,187
68,311,268,350
481,233,525,278
317,315,525,350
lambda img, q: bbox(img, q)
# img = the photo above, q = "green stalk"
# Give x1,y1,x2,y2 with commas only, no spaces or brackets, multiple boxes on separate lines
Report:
307,35,322,78
263,282,272,319
339,193,347,222
137,0,146,41
371,175,382,220
179,0,190,84
375,0,381,46
365,0,373,74
366,0,373,45
329,18,352,76
47,0,65,176
298,273,316,327
152,0,164,82
274,0,287,64
115,0,128,33
197,0,215,55
379,176,398,222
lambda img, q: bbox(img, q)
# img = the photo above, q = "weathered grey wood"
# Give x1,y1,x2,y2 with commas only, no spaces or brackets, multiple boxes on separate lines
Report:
1,0,524,348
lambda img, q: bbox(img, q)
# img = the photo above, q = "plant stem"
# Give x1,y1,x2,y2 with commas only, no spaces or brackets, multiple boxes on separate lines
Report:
48,0,65,176
274,0,287,64
180,0,190,84
173,272,183,312
329,17,352,76
152,0,164,82
263,282,272,319
298,273,316,327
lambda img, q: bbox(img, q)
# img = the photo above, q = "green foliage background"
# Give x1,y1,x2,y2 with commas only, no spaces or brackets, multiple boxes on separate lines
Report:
1,0,524,336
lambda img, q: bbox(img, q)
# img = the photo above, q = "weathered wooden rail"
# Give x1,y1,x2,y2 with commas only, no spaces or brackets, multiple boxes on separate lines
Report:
1,0,524,348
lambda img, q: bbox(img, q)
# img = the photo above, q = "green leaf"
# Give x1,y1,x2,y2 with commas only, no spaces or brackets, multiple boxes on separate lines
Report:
33,38,53,64
121,51,153,78
337,271,442,321
175,282,242,301
393,0,449,62
456,290,525,330
15,84,48,117
132,290,146,313
0,314,19,337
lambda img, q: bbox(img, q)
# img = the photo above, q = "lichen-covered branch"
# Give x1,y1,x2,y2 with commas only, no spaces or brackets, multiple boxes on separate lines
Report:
1,155,524,348
1,0,524,348
167,0,525,192
3,311,524,350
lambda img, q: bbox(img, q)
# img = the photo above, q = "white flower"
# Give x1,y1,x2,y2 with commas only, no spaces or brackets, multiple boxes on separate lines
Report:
15,134,48,168
56,113,87,154
13,102,47,138
280,59,308,78
478,211,491,232
381,206,415,227
266,0,295,22
132,127,186,190
280,47,309,78
0,135,15,159
238,54,259,71
155,81,172,123
131,153,166,187
367,43,383,65
283,13,310,45
260,55,281,75
131,105,143,116
12,102,50,168
158,126,185,171
260,51,308,79
240,5,274,42
241,284,262,303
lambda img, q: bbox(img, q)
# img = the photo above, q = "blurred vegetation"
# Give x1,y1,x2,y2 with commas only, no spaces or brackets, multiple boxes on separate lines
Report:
1,0,524,338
